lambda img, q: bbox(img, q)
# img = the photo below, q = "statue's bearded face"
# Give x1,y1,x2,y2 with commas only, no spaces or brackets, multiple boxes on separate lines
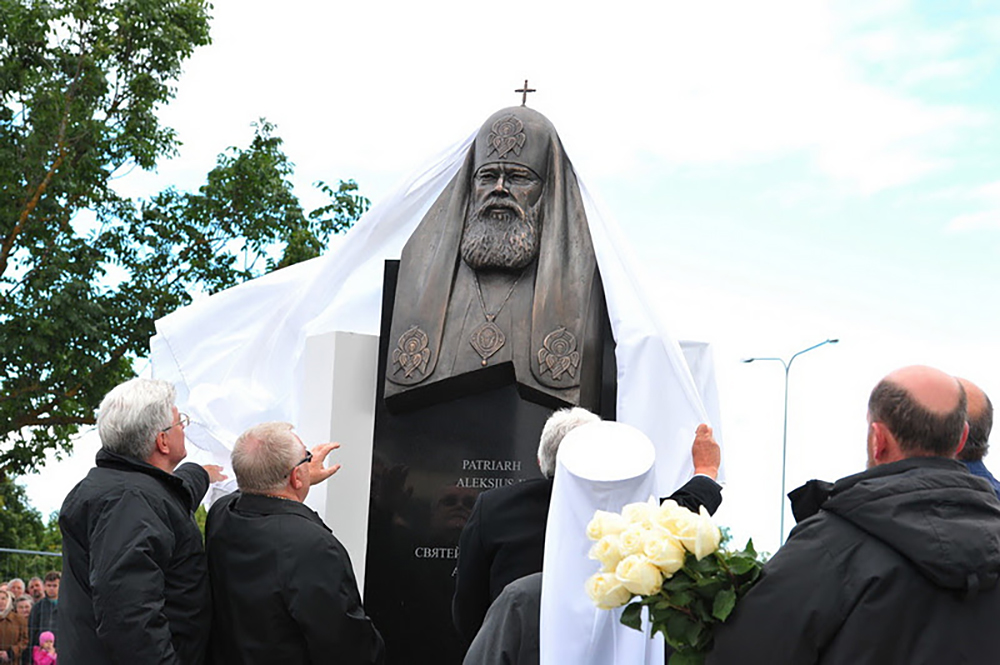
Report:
461,163,544,272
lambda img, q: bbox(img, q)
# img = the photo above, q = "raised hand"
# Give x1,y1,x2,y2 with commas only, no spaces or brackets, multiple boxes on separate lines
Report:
202,464,228,484
691,424,721,480
308,442,343,486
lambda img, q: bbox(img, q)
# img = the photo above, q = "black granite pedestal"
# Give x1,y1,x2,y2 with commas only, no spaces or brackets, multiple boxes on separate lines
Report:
364,261,615,664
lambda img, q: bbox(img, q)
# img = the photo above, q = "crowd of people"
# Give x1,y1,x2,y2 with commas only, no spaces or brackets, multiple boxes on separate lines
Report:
0,573,61,664
29,363,1000,664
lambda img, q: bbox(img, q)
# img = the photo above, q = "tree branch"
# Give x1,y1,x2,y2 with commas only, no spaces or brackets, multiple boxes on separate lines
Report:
1,127,69,278
0,381,44,403
6,340,133,429
10,414,95,430
0,43,89,278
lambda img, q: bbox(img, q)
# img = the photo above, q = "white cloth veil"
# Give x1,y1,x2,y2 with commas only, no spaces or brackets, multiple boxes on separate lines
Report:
150,116,716,498
540,421,664,664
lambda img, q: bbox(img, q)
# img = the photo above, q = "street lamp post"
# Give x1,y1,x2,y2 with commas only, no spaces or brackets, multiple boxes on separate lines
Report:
743,338,839,546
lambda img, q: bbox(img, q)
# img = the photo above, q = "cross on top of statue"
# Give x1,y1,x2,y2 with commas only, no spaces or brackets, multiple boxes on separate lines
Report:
515,79,536,106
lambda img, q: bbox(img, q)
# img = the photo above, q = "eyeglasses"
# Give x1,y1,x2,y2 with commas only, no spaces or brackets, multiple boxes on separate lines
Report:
160,413,191,434
285,450,313,477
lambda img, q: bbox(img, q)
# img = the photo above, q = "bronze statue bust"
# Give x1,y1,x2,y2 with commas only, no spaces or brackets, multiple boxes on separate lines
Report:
385,106,606,411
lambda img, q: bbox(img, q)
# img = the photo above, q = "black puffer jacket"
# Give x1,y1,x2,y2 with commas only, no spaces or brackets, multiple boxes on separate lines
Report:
58,449,210,664
206,492,385,664
709,457,1000,665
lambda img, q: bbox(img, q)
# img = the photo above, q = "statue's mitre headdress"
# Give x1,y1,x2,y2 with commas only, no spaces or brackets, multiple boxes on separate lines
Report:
473,107,554,177
387,106,602,408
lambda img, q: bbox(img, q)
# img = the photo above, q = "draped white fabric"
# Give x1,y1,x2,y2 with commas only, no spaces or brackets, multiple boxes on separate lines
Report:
150,120,715,498
150,132,474,492
540,422,664,665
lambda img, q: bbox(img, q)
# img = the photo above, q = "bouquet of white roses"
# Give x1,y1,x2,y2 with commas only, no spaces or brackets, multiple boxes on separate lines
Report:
584,500,763,665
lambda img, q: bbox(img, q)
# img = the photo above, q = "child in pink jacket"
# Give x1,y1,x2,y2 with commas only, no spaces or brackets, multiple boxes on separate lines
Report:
32,631,56,665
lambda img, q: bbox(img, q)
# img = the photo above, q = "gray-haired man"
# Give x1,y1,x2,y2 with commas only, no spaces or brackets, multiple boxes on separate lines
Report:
58,378,224,664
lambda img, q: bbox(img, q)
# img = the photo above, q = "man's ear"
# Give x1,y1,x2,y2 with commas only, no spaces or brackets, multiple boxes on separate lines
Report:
154,431,170,456
955,421,970,457
869,422,891,465
290,464,306,491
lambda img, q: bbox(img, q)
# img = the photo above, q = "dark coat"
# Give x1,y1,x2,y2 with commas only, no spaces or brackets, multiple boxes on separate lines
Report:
206,492,385,665
25,599,55,664
452,474,722,643
709,458,1000,665
462,573,541,665
58,449,211,665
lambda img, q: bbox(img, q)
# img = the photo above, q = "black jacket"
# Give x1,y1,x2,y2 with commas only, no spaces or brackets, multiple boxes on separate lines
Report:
58,449,211,664
453,474,722,643
709,458,1000,665
25,597,55,662
462,572,541,665
206,492,385,664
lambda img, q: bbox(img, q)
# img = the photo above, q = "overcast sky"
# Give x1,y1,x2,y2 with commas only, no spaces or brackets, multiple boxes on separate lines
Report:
22,0,1000,553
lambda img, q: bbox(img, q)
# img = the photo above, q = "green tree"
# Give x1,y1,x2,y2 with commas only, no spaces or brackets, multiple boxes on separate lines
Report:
0,479,46,549
194,504,209,543
0,478,60,550
123,119,367,290
0,478,62,578
1,1,367,477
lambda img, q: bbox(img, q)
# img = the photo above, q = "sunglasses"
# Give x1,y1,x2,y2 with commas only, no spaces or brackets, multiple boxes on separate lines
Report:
285,450,313,477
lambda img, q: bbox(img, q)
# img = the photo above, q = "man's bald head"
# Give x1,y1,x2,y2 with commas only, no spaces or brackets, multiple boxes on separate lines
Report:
957,378,993,462
868,365,968,457
232,422,302,494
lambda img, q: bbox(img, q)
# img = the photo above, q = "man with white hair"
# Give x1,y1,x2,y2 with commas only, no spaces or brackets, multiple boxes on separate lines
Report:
58,378,224,664
5,580,23,603
206,422,385,663
452,407,723,644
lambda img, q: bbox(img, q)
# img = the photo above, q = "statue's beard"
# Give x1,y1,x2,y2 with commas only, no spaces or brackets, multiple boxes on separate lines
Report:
460,198,542,272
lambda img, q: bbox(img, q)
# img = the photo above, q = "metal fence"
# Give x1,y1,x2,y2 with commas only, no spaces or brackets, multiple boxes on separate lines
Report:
0,547,62,585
